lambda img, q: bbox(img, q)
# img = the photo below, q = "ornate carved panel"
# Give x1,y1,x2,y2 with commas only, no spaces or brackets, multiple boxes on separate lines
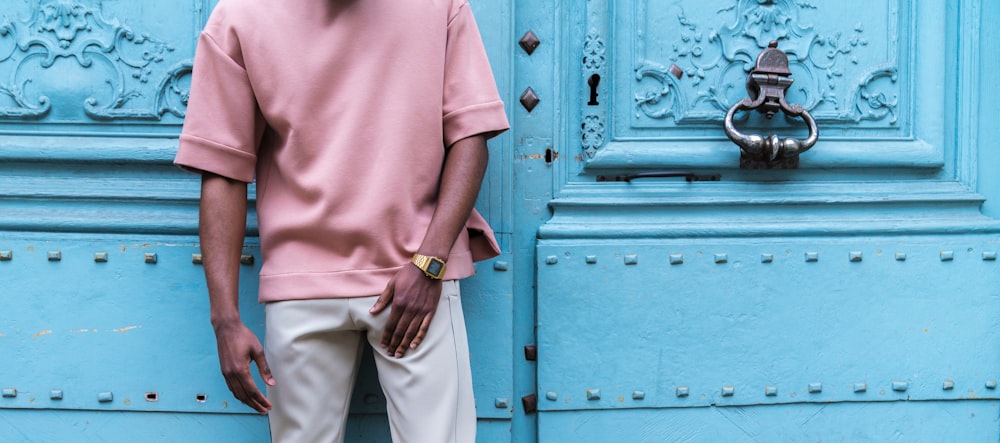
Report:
0,0,206,134
575,0,941,170
631,0,900,128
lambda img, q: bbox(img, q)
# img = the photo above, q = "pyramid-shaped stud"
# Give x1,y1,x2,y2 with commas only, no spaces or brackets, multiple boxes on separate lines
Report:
520,87,540,113
519,30,540,55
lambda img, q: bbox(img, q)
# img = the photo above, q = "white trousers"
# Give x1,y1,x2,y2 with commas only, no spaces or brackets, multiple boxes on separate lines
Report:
264,281,476,443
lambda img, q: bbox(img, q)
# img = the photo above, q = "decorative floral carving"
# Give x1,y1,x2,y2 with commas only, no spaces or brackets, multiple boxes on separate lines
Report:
581,114,606,157
581,30,608,157
718,0,816,48
0,0,190,121
583,32,606,71
39,0,89,49
633,0,897,127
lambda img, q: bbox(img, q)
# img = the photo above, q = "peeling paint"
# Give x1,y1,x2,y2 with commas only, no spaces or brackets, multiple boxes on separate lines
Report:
114,325,141,333
33,329,52,338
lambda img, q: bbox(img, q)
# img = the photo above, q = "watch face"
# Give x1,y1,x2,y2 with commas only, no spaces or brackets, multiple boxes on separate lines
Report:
426,259,444,277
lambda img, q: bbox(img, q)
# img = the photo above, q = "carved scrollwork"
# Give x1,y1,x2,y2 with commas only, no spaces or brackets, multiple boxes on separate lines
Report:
633,0,898,127
0,0,190,122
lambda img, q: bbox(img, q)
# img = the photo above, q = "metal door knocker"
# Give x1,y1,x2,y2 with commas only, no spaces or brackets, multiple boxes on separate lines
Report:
724,41,818,169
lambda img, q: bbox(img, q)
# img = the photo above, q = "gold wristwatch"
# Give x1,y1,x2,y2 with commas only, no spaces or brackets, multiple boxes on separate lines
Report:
411,253,447,280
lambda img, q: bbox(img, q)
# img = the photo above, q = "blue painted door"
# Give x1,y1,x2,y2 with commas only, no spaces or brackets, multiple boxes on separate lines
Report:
522,0,1000,441
3,0,1000,442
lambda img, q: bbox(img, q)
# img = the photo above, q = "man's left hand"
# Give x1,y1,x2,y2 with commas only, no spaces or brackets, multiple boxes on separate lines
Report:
370,264,443,358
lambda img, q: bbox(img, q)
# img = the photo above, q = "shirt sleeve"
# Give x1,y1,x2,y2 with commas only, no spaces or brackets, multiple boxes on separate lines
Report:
441,2,510,147
174,31,264,183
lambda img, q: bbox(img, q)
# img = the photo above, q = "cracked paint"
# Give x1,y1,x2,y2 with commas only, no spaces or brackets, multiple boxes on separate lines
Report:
33,329,52,338
114,325,141,333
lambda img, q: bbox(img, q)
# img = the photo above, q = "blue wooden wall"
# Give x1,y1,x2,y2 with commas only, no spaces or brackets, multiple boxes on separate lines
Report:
2,0,999,441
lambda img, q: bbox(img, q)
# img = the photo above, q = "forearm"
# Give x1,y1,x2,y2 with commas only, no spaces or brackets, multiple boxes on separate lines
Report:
417,134,489,261
199,173,250,328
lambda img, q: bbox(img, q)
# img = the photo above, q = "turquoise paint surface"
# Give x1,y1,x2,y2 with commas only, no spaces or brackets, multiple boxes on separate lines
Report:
3,0,1000,441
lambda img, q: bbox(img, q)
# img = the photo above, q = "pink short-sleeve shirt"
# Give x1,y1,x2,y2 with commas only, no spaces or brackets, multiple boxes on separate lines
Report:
175,0,509,302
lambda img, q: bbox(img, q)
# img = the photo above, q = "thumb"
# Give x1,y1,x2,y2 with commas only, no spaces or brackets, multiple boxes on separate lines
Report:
370,281,394,314
253,347,276,386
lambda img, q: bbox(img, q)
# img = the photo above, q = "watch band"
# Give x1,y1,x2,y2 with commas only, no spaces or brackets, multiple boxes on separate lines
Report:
411,253,447,280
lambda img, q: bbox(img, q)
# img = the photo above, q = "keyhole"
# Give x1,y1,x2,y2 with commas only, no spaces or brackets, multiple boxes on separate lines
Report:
587,74,600,106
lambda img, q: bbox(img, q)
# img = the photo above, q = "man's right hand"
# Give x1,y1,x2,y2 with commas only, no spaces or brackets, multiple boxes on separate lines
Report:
213,320,275,414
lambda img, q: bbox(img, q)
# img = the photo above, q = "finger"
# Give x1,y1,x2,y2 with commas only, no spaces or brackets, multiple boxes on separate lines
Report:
387,311,418,356
224,370,256,412
236,369,270,414
392,316,424,358
409,314,433,349
380,307,405,349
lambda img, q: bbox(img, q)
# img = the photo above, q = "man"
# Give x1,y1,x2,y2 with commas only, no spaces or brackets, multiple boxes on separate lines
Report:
174,0,509,441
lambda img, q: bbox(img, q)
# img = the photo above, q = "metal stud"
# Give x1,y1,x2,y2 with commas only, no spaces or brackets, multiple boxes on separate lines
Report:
519,30,540,55
624,254,638,265
849,251,863,262
94,252,109,263
895,252,907,261
494,397,510,409
669,254,683,265
943,379,955,390
853,382,867,393
192,253,203,265
586,389,601,401
240,254,255,265
632,390,645,400
545,391,558,401
892,381,908,392
144,253,157,264
804,252,819,262
98,392,114,403
545,256,558,265
760,253,773,263
675,386,689,397
714,253,728,264
48,250,62,262
765,386,778,397
2,388,16,398
493,261,509,271
721,386,735,397
520,87,540,113
50,390,63,400
986,380,997,390
522,394,538,414
940,251,954,261
983,251,996,261
523,345,537,361
585,255,598,264
808,383,822,393
0,251,11,261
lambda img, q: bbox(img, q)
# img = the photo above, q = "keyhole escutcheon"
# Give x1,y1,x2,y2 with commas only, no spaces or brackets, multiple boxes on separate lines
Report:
587,74,601,106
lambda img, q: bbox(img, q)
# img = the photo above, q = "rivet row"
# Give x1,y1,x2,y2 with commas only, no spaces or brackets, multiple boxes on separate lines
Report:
0,251,257,265
0,389,211,403
539,380,999,402
542,250,1000,265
